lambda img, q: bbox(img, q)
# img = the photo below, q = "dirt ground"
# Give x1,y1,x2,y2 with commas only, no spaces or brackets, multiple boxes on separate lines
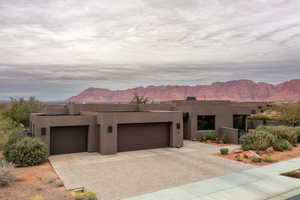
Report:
215,144,300,166
0,151,73,200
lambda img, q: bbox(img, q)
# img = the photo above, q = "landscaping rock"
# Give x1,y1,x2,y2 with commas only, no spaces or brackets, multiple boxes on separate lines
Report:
243,151,261,159
232,149,243,154
266,147,275,154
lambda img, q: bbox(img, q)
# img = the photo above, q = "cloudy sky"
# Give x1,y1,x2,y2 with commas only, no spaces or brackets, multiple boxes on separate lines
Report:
1,0,300,100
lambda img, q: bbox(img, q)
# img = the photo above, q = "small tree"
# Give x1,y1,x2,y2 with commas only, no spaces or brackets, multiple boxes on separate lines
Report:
130,94,150,104
3,97,44,127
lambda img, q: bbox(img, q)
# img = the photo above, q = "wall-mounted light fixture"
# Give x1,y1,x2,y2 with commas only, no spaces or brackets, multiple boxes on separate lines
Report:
176,123,181,130
107,126,113,133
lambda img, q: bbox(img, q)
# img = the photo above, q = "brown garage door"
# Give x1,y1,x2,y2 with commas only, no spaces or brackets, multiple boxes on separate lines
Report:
50,126,88,155
117,123,170,152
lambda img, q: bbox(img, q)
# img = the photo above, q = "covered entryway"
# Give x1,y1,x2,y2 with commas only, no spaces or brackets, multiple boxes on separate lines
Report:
50,126,88,155
117,122,170,152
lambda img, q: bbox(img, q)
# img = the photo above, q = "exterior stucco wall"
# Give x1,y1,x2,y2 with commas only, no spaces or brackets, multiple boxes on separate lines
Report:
173,101,264,140
67,104,138,115
31,100,265,155
45,105,69,115
31,114,98,153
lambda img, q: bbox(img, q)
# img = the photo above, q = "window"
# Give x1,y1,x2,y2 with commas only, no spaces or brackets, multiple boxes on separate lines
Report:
233,115,248,131
197,115,215,130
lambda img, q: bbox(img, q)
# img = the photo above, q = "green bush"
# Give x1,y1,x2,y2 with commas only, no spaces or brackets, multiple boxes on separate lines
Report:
272,139,293,152
0,117,19,133
256,126,298,145
0,134,9,150
0,160,15,187
240,131,275,151
295,127,300,142
3,97,44,127
4,137,48,167
263,155,276,163
220,148,229,155
74,191,98,200
4,133,26,149
27,195,44,200
251,156,262,163
200,132,217,141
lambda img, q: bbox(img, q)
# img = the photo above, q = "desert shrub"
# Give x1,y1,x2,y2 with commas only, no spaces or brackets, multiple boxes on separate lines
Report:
3,97,44,127
235,154,244,162
56,180,64,187
295,127,300,142
200,132,217,141
27,195,44,200
0,117,20,133
240,131,275,151
272,139,293,152
257,126,298,145
4,132,26,149
0,160,15,187
4,137,48,167
74,191,98,200
248,114,271,121
220,148,229,155
263,155,276,163
251,156,262,163
0,134,9,150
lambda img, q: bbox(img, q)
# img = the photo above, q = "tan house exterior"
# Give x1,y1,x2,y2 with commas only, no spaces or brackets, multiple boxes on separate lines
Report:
31,100,265,155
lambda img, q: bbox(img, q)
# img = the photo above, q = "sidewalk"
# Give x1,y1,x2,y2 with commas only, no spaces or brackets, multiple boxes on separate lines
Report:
122,158,300,200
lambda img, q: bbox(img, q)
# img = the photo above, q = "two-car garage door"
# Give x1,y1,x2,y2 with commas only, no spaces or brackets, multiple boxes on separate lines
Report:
50,123,171,155
117,123,170,152
50,126,88,155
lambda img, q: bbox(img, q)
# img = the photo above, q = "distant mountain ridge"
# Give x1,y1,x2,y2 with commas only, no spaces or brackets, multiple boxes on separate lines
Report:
67,79,300,103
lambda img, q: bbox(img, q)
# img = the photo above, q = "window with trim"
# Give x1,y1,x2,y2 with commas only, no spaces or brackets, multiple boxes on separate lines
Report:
197,115,215,130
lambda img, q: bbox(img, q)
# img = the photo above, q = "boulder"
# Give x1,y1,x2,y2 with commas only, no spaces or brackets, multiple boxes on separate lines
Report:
232,149,243,154
243,151,261,159
266,147,275,154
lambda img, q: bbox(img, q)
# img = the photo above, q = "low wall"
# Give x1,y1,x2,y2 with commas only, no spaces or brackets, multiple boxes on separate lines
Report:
247,119,288,129
265,120,287,126
218,127,239,144
247,119,264,129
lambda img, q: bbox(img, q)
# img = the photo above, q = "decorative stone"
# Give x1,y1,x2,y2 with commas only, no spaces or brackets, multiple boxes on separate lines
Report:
243,151,261,159
232,149,243,154
266,147,275,154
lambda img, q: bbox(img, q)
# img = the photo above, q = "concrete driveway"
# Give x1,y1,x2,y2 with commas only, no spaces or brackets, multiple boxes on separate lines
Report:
49,141,255,200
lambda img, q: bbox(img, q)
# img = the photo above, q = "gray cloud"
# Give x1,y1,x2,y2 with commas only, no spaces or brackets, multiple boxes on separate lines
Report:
0,0,300,100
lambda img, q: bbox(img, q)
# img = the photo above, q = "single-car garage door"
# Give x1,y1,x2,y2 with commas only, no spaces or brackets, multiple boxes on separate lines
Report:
117,123,170,152
50,126,88,155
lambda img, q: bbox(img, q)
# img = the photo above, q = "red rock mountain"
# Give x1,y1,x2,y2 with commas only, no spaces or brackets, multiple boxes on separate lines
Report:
67,79,300,102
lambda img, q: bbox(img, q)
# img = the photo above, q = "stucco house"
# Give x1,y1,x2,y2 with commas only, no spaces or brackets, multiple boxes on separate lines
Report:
31,99,265,155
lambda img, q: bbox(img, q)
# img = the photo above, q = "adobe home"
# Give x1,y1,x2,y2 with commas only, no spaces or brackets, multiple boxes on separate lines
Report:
30,99,265,155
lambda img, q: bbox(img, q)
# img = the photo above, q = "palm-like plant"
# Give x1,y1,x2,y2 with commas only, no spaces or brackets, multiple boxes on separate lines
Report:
130,94,150,104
